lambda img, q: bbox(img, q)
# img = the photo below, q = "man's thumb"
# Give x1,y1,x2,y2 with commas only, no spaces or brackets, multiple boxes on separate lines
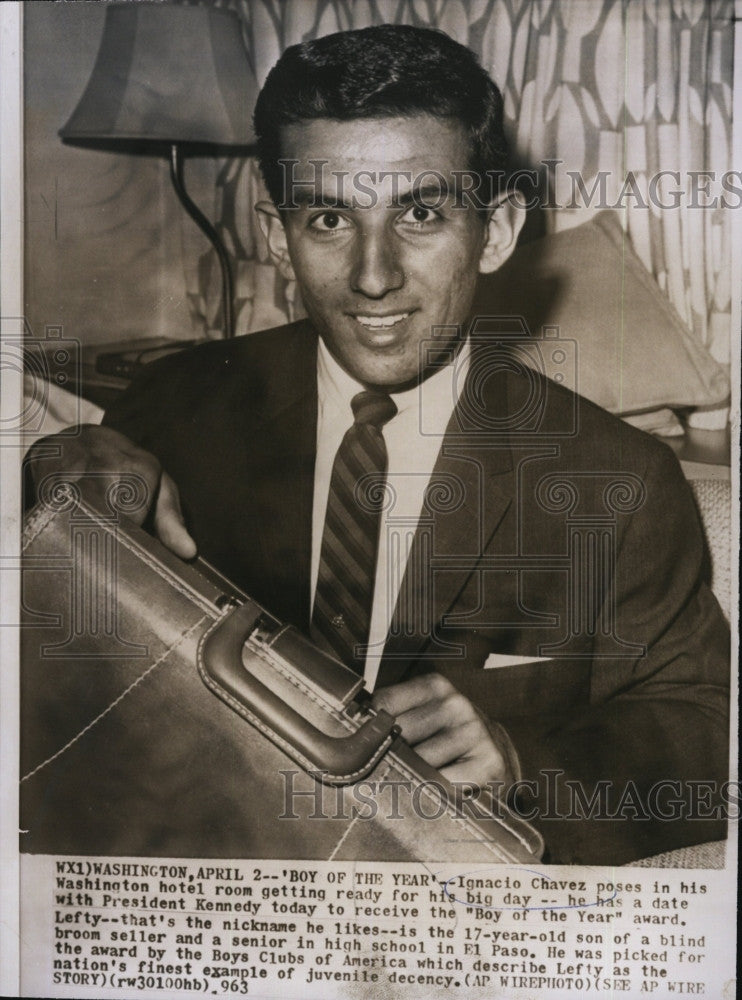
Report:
154,471,197,560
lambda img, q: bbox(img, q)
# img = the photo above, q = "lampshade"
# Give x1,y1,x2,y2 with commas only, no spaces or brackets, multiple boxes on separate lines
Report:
60,2,257,152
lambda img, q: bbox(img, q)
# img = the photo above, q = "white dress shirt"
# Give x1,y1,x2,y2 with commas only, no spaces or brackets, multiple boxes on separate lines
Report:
311,338,470,689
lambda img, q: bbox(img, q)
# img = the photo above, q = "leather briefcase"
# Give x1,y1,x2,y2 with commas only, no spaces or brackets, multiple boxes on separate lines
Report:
20,484,543,863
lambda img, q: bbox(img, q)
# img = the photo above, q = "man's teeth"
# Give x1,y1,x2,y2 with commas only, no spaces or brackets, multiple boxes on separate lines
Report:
355,313,409,329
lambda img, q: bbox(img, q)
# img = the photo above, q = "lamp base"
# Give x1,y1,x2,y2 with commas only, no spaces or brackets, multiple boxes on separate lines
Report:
169,144,235,339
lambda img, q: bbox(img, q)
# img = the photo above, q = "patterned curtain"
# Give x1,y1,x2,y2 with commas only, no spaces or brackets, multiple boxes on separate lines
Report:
182,0,733,386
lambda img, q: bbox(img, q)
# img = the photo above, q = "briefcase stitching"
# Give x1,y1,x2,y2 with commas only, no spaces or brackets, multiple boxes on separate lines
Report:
196,622,536,861
241,641,350,716
379,750,541,861
327,756,526,864
196,613,539,859
24,497,220,615
243,644,542,858
77,500,219,616
196,610,399,782
20,614,208,784
326,758,397,861
22,502,59,551
196,652,396,785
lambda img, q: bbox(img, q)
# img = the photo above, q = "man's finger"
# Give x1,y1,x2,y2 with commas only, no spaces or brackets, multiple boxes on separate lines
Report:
154,471,197,559
372,672,453,717
391,701,447,744
438,756,506,787
388,690,467,744
411,720,482,769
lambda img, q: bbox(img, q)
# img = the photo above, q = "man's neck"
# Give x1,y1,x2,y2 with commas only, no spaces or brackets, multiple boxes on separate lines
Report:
317,333,470,398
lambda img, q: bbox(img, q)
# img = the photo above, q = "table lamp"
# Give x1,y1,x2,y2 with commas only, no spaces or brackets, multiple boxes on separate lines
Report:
59,1,258,339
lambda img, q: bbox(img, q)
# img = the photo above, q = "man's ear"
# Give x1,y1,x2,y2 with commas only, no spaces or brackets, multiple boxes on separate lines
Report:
478,192,527,274
255,201,296,281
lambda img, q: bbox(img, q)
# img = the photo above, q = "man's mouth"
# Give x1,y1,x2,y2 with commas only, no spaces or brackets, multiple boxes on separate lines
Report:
353,312,410,329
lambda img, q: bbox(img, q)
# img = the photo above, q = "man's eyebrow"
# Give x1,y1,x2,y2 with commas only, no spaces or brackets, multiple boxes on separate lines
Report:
393,182,450,207
284,181,450,210
289,188,352,210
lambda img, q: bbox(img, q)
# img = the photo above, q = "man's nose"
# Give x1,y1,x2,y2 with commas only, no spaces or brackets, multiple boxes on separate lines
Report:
350,230,404,298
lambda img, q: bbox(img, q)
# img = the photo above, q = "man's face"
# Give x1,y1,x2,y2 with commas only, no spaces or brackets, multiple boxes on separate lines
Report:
260,115,506,390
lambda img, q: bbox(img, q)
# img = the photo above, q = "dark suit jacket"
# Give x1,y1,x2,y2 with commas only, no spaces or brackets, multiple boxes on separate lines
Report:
103,319,730,864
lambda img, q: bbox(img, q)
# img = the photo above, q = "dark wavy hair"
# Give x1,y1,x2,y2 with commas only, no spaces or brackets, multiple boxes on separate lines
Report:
253,24,508,206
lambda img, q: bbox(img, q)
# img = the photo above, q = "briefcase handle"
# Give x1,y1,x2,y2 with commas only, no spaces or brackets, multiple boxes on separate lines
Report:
200,601,401,784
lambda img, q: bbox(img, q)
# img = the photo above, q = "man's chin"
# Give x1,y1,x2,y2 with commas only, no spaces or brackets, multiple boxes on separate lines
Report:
322,339,416,391
357,345,465,393
353,368,423,393
318,320,464,391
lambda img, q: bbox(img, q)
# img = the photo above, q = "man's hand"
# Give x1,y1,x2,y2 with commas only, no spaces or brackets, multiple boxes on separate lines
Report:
26,424,197,559
371,673,517,789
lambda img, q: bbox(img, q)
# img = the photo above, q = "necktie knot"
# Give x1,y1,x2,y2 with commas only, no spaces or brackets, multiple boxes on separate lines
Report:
351,391,397,429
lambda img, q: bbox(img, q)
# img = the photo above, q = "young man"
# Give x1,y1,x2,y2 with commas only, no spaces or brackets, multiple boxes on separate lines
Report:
31,25,729,864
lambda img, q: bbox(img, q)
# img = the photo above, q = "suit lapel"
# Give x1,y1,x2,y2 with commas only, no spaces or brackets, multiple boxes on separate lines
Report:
377,363,516,687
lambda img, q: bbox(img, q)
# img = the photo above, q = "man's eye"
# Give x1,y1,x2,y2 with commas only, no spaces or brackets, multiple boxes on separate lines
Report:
309,211,351,232
399,205,440,226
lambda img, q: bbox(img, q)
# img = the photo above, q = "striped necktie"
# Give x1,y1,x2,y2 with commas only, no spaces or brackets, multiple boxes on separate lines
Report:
311,390,398,672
